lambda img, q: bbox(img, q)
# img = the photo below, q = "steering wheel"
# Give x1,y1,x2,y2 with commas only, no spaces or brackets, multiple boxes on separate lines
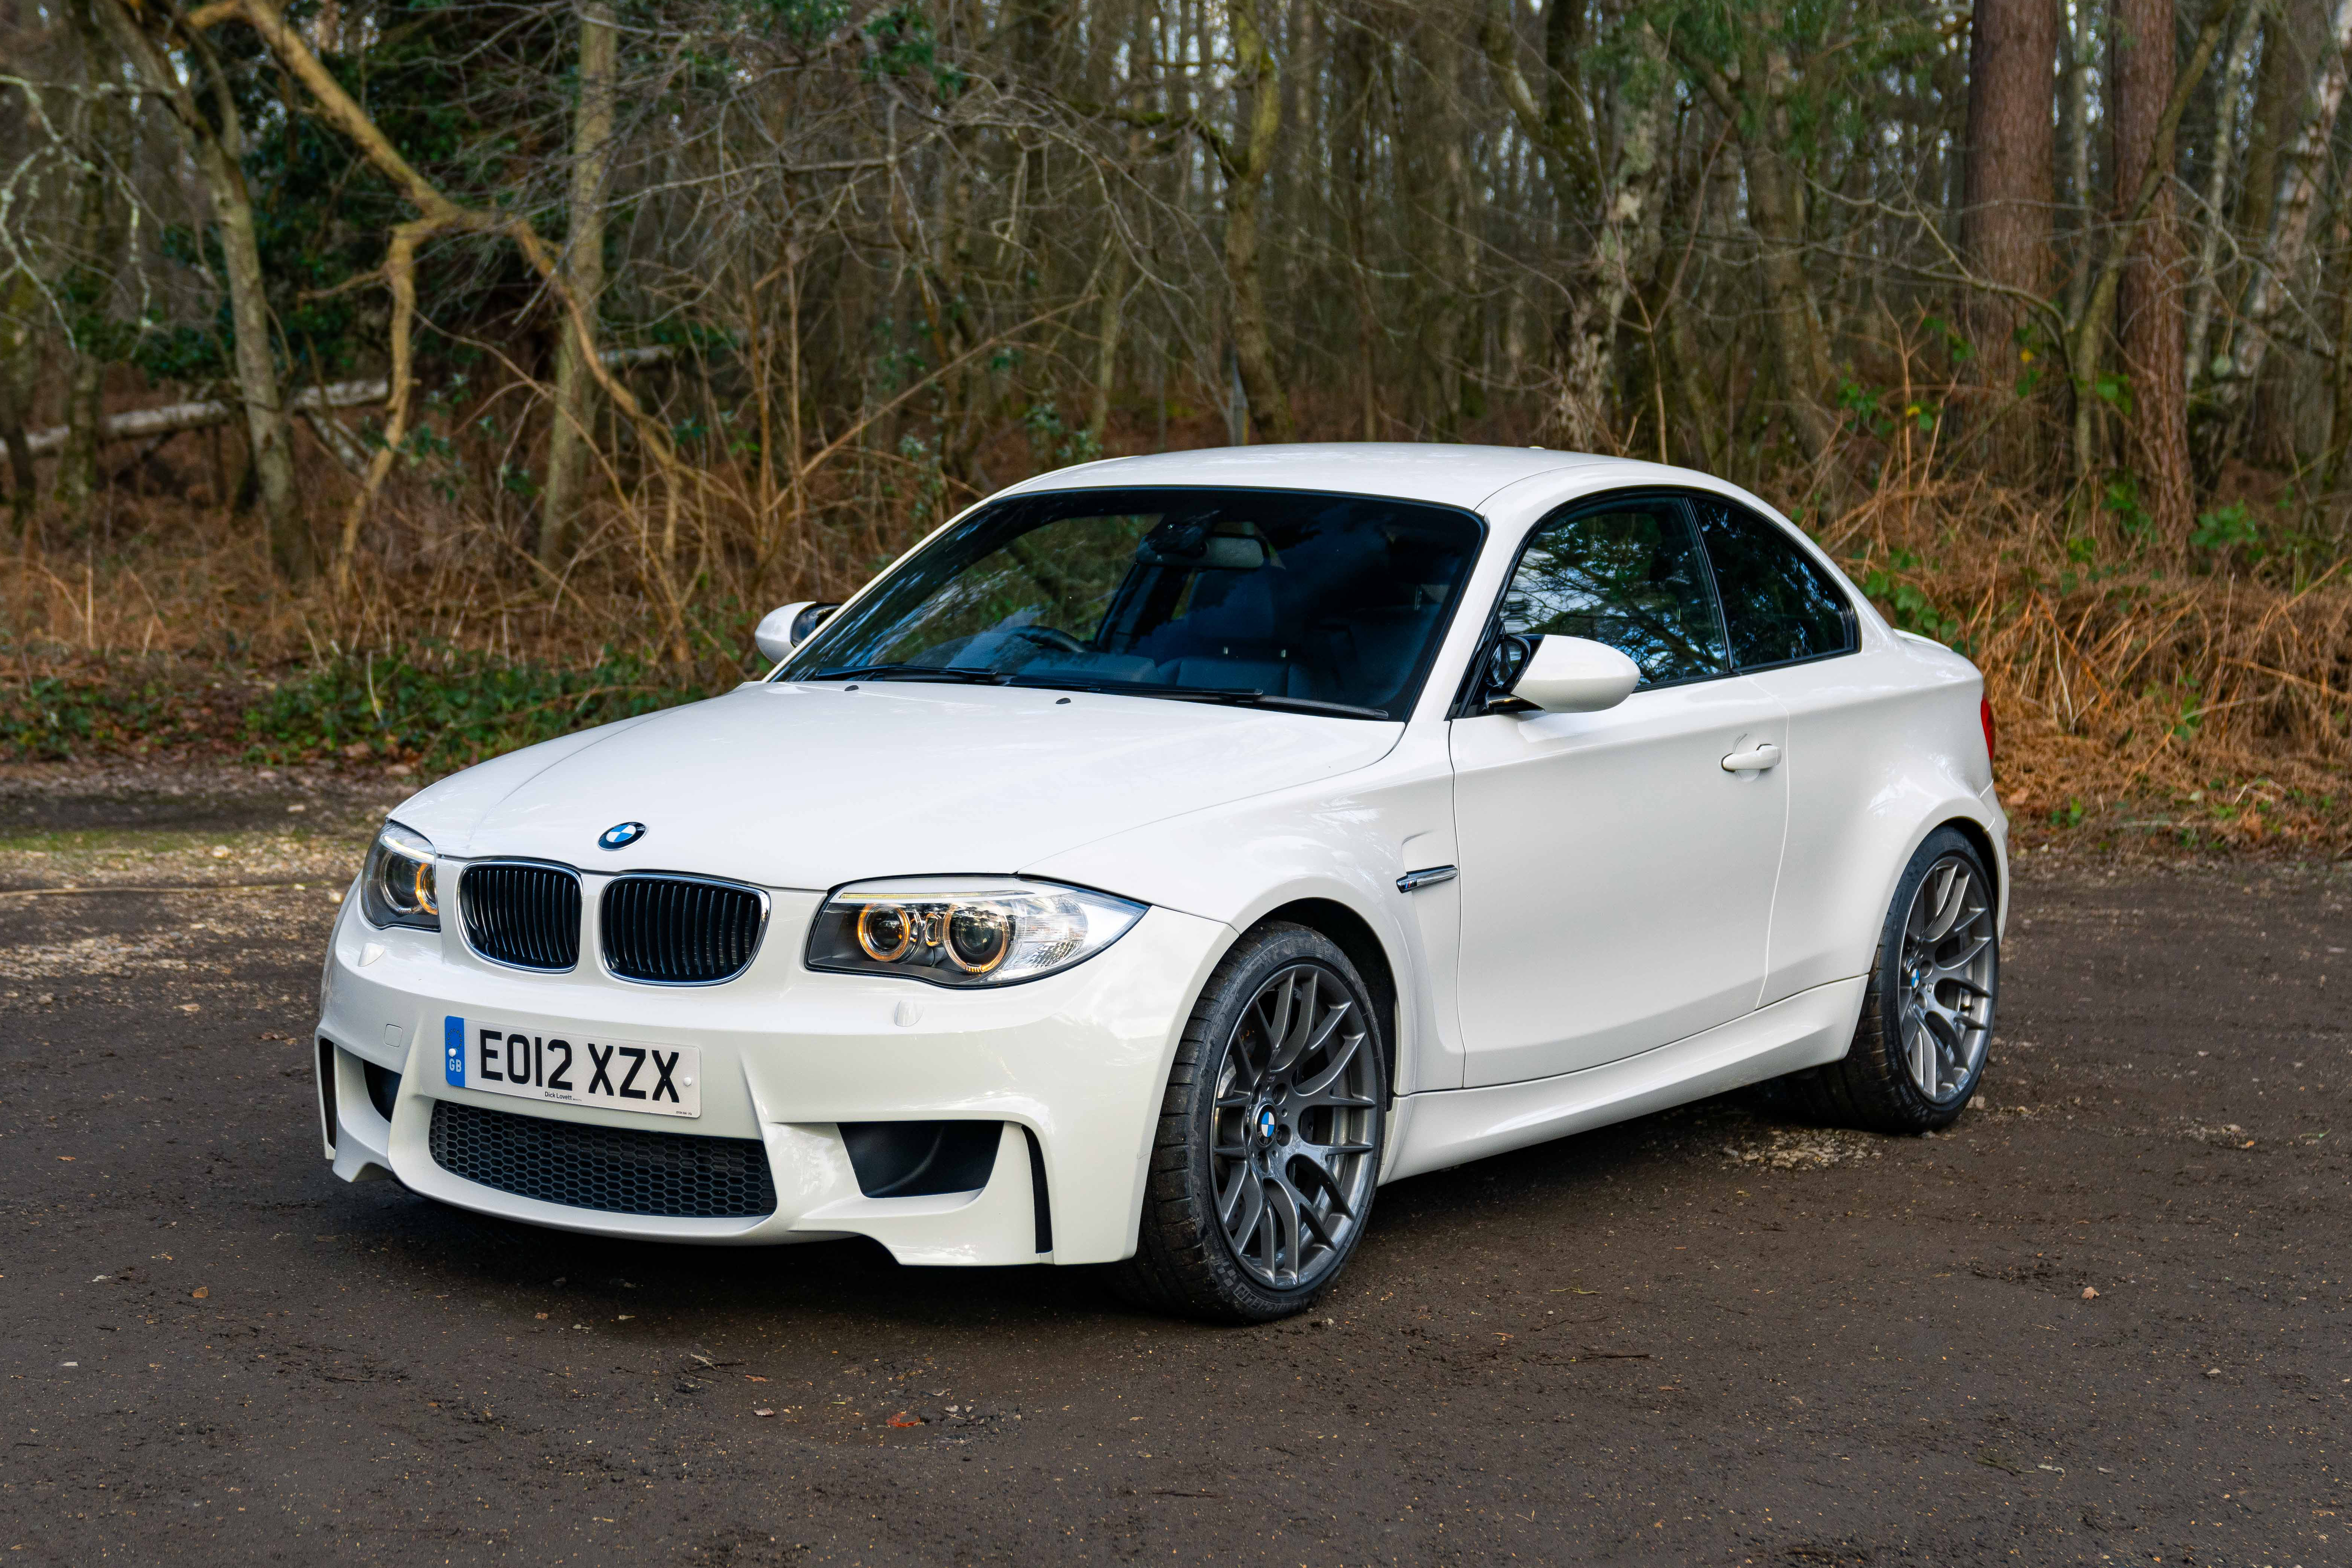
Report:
1008,624,1086,655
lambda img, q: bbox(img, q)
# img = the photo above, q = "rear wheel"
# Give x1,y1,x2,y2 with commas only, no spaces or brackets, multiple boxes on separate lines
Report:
1785,826,1998,1133
1113,923,1386,1323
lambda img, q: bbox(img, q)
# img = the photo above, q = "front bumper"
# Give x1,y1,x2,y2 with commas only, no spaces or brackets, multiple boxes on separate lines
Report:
313,880,1230,1265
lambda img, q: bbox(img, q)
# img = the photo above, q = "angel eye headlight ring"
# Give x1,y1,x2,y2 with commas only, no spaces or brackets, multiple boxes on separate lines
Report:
360,819,440,932
855,902,916,962
808,878,1144,988
944,903,1012,974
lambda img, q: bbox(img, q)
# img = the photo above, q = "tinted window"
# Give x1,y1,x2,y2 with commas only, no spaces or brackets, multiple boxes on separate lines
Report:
1500,499,1727,687
778,488,1481,717
1693,498,1857,670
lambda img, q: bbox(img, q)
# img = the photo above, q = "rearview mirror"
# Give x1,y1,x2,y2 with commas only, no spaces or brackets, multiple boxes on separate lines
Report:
754,600,840,664
1509,634,1639,713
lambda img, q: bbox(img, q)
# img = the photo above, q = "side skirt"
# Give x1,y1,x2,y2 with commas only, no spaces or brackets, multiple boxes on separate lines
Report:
1380,975,1866,1182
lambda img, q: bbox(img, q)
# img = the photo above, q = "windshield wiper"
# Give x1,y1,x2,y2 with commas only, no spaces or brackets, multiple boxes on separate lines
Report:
1007,675,1391,720
811,663,1009,685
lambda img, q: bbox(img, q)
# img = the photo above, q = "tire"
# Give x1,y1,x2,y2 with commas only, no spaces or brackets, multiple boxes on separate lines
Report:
1784,826,1999,1134
1112,922,1388,1323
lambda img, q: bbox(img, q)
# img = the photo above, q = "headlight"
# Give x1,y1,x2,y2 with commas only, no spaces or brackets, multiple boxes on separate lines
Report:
805,877,1144,987
360,820,439,931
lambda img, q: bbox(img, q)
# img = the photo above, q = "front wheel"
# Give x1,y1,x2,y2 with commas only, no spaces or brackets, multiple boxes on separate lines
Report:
1785,826,1999,1133
1112,923,1387,1323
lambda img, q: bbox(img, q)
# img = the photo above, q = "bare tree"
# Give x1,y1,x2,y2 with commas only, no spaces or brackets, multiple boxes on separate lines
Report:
2113,0,2195,534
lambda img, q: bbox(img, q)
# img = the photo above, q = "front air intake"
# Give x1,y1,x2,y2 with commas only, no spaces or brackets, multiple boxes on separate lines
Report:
600,874,766,984
459,862,582,972
429,1100,776,1218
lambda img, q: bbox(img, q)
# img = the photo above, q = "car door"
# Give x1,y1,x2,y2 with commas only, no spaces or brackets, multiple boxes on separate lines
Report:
1448,494,1790,1088
1687,493,1876,1006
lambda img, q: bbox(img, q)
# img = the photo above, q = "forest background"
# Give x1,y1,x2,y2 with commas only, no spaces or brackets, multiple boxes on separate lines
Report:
3,0,2351,851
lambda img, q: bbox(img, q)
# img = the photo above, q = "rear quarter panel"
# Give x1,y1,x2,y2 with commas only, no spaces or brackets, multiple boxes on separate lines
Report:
1747,629,2007,1005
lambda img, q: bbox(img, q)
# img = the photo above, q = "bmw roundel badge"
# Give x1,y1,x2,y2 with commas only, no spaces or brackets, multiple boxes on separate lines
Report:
598,821,646,851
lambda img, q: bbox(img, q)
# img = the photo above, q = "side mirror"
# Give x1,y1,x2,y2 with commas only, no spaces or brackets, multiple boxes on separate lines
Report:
753,600,840,664
1510,634,1640,713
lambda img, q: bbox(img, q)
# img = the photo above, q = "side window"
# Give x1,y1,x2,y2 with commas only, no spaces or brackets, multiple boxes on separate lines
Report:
1692,498,1858,671
1501,499,1727,688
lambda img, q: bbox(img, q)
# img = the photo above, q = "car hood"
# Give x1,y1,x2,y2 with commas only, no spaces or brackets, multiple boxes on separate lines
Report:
393,680,1402,891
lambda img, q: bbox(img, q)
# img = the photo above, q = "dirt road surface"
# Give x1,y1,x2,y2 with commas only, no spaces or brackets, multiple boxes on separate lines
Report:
2,769,2346,1565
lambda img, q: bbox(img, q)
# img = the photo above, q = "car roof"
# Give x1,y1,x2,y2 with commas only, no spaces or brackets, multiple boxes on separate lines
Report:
994,443,1628,510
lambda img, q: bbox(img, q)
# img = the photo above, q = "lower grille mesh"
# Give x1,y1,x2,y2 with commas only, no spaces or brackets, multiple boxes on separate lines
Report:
428,1100,776,1219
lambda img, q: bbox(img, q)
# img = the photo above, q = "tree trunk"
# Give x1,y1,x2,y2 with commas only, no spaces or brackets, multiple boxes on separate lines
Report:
1482,0,1617,448
1959,0,2059,466
2112,0,2194,536
0,267,39,522
2225,0,2352,401
2060,1,2097,324
2184,4,2266,389
1741,135,1839,461
2231,0,2334,258
540,0,618,566
1221,0,1294,443
2324,206,2352,493
202,105,307,576
95,0,307,575
57,0,128,515
1086,241,1127,449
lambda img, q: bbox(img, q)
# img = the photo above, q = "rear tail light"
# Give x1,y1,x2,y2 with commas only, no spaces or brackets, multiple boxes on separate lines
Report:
1980,696,1996,767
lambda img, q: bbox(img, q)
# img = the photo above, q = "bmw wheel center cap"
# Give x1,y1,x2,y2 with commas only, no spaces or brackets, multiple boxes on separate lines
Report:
598,821,646,851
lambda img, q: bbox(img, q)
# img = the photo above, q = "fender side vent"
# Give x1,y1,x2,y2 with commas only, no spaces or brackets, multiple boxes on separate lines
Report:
316,1037,339,1153
1023,1126,1052,1254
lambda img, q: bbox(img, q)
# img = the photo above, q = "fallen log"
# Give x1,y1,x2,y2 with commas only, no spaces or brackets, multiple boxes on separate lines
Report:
18,346,677,458
24,379,388,456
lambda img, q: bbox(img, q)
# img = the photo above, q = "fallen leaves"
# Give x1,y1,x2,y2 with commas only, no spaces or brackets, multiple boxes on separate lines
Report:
1721,1126,1888,1170
191,1287,209,1299
2081,1286,2100,1300
752,1408,775,1418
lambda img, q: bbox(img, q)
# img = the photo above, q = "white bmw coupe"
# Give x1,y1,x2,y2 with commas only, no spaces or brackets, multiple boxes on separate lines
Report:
315,445,2004,1321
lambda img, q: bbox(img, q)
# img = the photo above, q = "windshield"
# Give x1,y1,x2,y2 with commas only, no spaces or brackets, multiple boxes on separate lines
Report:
778,487,1483,718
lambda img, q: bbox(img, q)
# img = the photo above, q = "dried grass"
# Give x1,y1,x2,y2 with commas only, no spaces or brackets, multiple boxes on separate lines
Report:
6,415,2350,853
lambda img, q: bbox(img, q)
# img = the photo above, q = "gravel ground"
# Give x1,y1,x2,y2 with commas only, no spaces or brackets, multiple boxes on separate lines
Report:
1,766,2346,1566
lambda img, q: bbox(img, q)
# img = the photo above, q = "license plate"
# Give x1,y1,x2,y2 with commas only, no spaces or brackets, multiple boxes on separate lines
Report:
442,1016,701,1118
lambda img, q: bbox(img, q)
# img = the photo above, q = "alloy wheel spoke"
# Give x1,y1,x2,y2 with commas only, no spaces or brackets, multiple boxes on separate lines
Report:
1933,933,1992,975
1286,1140,1350,1203
1923,866,1973,941
1264,1179,1301,1283
1220,1163,1263,1240
1267,976,1328,1075
1261,975,1303,1067
1282,1173,1342,1252
1290,1027,1364,1101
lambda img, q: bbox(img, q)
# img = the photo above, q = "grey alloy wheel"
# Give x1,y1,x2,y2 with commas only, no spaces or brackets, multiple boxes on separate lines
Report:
1897,854,1996,1103
1780,824,2000,1134
1209,962,1380,1291
1112,922,1389,1322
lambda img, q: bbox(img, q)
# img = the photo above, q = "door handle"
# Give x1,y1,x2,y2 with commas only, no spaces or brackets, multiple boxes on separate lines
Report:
1721,741,1782,773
